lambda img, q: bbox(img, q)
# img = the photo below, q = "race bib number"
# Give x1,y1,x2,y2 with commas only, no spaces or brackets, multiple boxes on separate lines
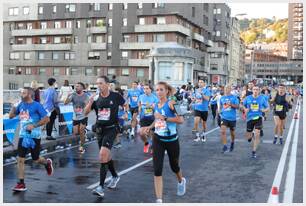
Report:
19,110,30,121
75,107,83,116
155,119,167,133
98,108,111,120
144,108,153,116
132,96,138,102
275,104,283,112
250,103,259,112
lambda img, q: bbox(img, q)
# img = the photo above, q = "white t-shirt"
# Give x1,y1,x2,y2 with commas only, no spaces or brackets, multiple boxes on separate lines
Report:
59,86,73,102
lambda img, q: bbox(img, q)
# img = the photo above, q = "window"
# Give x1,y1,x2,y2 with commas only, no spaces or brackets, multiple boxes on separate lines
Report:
121,51,128,59
123,3,128,10
216,31,221,36
159,62,183,81
9,38,14,45
107,68,116,75
65,4,76,12
122,68,129,76
108,35,112,44
53,68,60,75
109,3,113,10
9,67,15,74
138,3,143,9
16,68,22,75
192,7,195,17
139,17,145,25
24,52,30,60
52,52,59,60
86,20,92,28
107,51,112,59
27,23,32,30
53,5,57,13
123,18,127,26
85,67,94,75
64,52,75,60
55,21,61,28
217,8,221,14
108,18,112,27
154,34,165,42
94,3,100,11
39,68,46,75
25,68,32,75
87,36,92,43
154,3,165,8
76,20,81,28
38,6,43,14
9,7,19,16
71,68,78,75
74,36,78,43
65,67,70,75
38,52,45,60
40,22,47,29
137,69,144,77
123,35,130,42
157,17,166,24
40,37,46,44
137,35,145,43
54,37,61,44
66,21,72,28
9,83,19,90
23,7,30,15
10,52,20,60
88,51,100,60
96,36,103,43
137,51,147,59
96,19,105,27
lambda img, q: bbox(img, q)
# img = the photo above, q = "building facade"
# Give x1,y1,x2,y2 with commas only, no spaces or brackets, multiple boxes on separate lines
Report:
238,38,246,85
3,3,219,89
207,3,231,85
288,3,303,60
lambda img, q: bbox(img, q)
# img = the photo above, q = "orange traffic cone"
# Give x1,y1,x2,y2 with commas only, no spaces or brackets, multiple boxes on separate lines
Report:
294,112,298,119
270,186,279,203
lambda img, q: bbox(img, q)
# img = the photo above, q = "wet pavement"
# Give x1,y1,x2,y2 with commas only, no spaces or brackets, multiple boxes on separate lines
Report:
3,102,303,203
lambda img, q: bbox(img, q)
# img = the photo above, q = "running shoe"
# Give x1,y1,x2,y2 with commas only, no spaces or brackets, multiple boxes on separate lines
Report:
79,146,85,154
177,177,186,196
107,176,120,189
192,128,197,132
279,138,283,145
201,133,206,142
273,137,277,144
230,142,234,152
222,145,228,153
92,185,105,197
193,132,201,142
45,158,54,176
143,144,150,153
12,182,27,192
252,151,257,159
156,199,163,203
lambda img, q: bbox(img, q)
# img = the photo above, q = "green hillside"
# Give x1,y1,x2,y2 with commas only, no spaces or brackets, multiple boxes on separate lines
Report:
239,18,288,45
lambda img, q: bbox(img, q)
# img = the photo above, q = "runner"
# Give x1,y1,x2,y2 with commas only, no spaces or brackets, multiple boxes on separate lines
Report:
243,86,269,158
270,84,292,145
84,76,127,198
192,79,211,142
218,85,239,153
138,84,159,153
143,81,186,203
64,82,89,154
9,87,53,192
127,81,143,138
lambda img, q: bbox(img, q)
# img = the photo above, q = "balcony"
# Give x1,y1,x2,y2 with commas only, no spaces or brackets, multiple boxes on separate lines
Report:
87,26,107,34
128,59,149,67
11,28,73,36
207,46,229,54
120,41,178,50
12,44,71,51
90,43,107,50
193,33,205,43
134,24,191,36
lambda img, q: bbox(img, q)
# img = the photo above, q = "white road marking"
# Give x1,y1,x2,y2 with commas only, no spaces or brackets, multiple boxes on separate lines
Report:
267,99,300,203
283,102,301,203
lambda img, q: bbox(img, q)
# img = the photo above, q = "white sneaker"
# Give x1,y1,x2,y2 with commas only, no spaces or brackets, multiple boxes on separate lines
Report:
156,198,163,203
193,137,201,142
177,177,186,196
107,176,120,189
201,133,206,142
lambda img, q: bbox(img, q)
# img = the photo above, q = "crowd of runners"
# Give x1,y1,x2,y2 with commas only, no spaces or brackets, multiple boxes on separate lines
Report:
8,76,303,203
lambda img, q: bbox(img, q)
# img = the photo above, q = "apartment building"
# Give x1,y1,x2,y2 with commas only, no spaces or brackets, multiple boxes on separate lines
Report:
3,3,219,89
288,3,303,60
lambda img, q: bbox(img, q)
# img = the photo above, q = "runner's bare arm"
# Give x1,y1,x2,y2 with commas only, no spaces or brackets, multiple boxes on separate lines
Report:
84,94,95,116
8,107,16,119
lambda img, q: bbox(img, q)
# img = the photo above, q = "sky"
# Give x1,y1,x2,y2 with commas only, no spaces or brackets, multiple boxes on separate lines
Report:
228,3,288,19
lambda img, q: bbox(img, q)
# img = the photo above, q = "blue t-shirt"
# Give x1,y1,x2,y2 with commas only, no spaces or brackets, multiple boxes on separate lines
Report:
219,95,239,121
138,93,159,119
43,87,58,113
15,101,48,139
210,91,218,105
127,89,143,108
243,95,269,121
154,101,177,141
193,88,211,111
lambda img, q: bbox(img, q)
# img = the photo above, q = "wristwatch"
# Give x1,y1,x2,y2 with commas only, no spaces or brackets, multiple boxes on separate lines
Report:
164,117,168,121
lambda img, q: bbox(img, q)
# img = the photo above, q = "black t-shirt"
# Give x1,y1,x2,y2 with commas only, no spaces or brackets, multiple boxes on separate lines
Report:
91,91,125,127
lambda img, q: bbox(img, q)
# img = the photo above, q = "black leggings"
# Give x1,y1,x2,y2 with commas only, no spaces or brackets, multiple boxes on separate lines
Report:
211,104,217,119
46,110,57,136
152,134,180,176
